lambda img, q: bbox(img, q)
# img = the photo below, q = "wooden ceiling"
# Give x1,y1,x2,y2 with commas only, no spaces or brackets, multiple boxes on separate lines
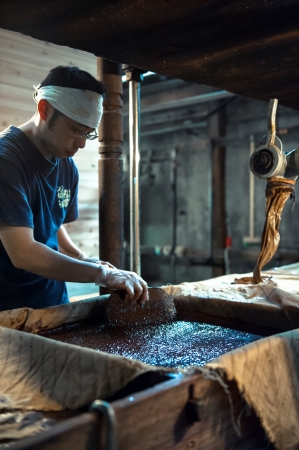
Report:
1,0,298,110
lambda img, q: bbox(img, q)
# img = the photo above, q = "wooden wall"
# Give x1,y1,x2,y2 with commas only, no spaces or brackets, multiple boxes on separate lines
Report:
0,28,100,258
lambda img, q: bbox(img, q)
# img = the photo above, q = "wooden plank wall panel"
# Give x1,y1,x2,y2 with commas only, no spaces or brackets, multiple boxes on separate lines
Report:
0,28,99,258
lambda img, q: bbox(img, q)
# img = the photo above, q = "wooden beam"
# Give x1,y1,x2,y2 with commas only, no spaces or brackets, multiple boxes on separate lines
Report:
97,59,124,274
209,105,227,277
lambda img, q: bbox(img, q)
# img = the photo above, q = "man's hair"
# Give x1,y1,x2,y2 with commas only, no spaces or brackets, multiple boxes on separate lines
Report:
40,66,106,129
40,65,106,96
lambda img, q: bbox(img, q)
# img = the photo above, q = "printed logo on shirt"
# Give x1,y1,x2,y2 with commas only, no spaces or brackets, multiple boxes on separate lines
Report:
57,186,70,208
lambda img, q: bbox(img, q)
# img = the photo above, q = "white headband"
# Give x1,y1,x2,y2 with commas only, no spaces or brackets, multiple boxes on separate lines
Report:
33,85,103,129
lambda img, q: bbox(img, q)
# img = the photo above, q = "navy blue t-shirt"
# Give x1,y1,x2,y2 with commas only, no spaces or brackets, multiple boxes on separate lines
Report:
0,126,79,311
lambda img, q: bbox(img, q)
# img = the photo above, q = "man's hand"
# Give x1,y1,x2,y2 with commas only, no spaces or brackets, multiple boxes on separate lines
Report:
95,267,149,305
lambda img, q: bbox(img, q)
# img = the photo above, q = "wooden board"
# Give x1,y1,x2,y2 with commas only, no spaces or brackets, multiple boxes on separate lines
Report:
1,1,299,110
9,374,274,450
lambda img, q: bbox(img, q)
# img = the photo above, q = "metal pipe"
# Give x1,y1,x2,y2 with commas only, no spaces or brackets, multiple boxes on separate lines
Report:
89,400,117,450
129,80,141,275
249,134,255,238
139,121,206,137
170,148,177,284
123,90,235,116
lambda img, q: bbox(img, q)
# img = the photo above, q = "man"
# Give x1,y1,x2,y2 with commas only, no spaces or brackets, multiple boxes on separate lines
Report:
0,65,148,311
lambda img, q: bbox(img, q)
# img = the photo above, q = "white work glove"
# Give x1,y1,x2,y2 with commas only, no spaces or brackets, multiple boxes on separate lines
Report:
95,266,149,304
78,253,115,269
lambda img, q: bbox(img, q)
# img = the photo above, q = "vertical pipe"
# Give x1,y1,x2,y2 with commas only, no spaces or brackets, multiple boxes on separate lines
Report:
129,80,141,275
171,148,177,254
249,134,255,238
97,59,124,280
171,148,177,284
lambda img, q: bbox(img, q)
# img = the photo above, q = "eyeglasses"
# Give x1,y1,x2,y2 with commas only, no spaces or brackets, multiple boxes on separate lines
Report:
62,115,98,141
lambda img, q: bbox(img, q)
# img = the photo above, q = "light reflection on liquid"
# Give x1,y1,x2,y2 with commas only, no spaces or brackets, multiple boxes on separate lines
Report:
47,321,262,368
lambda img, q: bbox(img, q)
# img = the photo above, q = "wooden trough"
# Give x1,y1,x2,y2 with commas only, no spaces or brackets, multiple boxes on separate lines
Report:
1,281,287,450
8,372,273,450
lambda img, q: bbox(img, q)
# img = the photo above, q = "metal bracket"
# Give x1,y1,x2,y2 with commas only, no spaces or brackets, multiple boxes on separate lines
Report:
122,65,145,82
250,98,288,178
89,400,117,450
185,399,201,423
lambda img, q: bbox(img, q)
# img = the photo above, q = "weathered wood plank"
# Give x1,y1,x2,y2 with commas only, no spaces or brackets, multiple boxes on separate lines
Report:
0,84,37,112
8,413,100,450
0,30,96,73
112,374,273,450
0,107,34,131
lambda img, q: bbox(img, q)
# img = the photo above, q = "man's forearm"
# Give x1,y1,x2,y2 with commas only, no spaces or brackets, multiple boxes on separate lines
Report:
57,225,83,259
16,240,100,282
0,225,99,282
0,225,149,303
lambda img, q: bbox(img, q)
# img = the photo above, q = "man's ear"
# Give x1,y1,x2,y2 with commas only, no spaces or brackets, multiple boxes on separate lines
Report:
37,99,51,121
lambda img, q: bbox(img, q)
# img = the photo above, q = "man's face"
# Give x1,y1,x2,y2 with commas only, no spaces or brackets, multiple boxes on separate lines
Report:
42,107,96,159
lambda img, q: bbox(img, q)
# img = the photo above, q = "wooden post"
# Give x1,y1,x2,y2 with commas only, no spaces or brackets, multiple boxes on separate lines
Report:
209,105,227,278
97,59,124,278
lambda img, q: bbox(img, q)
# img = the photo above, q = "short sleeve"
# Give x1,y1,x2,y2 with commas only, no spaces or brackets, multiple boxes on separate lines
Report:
63,162,79,224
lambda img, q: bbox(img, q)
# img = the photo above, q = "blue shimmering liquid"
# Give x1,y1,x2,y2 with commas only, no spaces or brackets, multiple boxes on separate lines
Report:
48,321,262,368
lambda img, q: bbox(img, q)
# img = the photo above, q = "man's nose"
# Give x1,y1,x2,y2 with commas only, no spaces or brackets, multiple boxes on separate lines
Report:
77,136,87,149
